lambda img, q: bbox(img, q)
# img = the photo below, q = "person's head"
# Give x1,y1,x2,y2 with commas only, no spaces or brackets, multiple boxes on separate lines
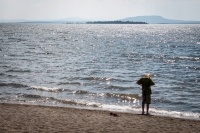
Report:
145,73,151,78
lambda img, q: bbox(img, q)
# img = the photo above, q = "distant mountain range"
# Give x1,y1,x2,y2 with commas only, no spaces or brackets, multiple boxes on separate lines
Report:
118,16,200,24
1,16,200,24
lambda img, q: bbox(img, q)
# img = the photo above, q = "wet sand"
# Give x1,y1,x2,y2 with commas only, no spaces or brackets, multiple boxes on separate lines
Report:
0,103,200,133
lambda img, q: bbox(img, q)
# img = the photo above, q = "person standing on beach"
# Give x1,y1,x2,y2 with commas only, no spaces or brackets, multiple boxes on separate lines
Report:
136,74,155,115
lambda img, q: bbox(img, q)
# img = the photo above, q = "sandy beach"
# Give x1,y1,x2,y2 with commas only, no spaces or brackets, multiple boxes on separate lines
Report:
0,103,199,133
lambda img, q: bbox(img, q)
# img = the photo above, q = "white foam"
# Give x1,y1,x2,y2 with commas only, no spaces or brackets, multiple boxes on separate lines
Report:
97,103,200,119
144,108,200,119
62,98,200,119
102,104,130,110
30,86,64,92
179,56,193,59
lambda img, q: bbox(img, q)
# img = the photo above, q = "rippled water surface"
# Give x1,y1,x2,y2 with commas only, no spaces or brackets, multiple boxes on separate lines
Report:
0,23,200,119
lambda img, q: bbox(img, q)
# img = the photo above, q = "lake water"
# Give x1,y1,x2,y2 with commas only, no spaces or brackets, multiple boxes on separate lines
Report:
0,23,200,119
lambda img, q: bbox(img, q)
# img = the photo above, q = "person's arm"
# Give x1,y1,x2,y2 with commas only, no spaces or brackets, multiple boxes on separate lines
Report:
149,79,155,88
148,84,154,89
136,79,142,86
150,79,155,86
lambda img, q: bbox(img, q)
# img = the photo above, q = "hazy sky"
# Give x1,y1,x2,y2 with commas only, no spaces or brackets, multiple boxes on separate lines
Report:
0,0,200,21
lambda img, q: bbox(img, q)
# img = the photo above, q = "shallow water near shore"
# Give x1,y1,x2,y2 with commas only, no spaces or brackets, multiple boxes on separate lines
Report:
0,23,200,119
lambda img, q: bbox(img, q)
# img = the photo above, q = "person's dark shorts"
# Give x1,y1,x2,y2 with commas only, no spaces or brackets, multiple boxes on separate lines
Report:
142,94,151,104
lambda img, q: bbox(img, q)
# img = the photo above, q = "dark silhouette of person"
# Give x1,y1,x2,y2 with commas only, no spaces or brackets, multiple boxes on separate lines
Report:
136,74,155,115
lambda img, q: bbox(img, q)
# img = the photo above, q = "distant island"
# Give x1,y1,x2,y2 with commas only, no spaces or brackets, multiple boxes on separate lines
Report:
119,16,200,24
86,21,147,24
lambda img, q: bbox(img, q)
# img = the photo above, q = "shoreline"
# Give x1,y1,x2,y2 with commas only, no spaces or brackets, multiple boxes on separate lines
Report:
1,103,200,133
1,102,199,120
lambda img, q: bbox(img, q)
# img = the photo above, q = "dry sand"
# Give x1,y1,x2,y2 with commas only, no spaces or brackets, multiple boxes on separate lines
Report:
0,103,200,133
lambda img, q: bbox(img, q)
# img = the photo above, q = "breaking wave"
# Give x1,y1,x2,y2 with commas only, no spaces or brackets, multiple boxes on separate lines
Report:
30,86,64,92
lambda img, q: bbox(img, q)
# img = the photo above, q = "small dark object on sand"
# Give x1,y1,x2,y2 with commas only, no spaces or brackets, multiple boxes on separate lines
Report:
110,112,120,117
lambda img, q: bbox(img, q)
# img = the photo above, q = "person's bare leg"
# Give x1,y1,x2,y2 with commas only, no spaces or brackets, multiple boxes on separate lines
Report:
146,104,149,114
142,102,145,114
